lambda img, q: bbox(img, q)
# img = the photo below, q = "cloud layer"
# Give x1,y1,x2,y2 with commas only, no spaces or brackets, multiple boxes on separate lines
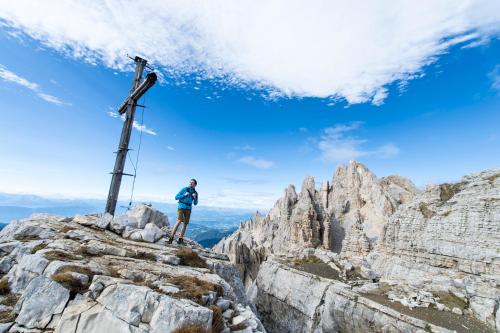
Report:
0,64,66,105
318,122,399,162
1,1,500,104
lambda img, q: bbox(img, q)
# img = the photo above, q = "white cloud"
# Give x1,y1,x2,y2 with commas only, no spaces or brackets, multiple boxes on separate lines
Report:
0,64,67,105
1,1,499,105
238,156,275,169
318,122,399,162
167,146,175,151
107,111,157,136
489,65,500,92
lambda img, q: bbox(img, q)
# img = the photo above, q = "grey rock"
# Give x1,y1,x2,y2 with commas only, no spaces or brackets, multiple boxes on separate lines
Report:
15,276,70,329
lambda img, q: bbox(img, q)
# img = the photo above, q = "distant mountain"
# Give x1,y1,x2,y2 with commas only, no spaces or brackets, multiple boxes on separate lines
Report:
0,192,257,247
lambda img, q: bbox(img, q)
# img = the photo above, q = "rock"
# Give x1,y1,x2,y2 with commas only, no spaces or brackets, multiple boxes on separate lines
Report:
214,161,418,287
452,307,463,315
8,253,49,293
0,323,13,333
216,298,232,311
15,276,70,329
149,296,213,332
96,213,113,229
97,283,152,326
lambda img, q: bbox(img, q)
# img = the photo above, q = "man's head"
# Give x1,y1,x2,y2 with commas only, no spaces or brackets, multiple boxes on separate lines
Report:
189,179,197,188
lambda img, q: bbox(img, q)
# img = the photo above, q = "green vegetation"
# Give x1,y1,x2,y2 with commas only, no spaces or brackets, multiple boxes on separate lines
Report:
439,183,464,203
487,173,500,183
176,248,208,269
433,291,468,310
419,202,436,219
292,255,322,266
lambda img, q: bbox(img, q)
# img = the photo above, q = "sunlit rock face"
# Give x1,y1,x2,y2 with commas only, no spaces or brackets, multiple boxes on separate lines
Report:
0,204,265,333
214,161,418,287
215,162,500,332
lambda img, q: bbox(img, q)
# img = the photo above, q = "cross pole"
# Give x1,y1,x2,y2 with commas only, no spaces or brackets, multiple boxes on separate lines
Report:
105,56,157,215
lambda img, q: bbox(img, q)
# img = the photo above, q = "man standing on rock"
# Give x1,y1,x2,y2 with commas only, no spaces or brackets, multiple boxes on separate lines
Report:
169,179,198,244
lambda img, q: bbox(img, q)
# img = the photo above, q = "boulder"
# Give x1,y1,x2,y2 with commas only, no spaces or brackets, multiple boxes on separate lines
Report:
15,276,70,329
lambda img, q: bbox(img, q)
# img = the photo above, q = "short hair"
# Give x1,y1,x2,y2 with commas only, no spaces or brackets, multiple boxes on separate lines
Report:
190,178,198,185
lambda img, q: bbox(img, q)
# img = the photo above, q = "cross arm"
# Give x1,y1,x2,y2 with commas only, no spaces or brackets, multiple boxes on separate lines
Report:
117,72,157,114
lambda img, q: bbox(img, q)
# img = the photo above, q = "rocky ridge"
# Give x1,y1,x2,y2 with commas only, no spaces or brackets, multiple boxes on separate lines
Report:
0,204,265,333
213,161,418,287
215,162,500,332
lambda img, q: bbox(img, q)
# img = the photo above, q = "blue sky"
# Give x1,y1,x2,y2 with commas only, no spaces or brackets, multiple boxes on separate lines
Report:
0,2,499,209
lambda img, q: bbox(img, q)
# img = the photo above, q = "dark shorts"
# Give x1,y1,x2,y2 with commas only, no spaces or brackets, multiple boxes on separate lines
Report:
177,208,191,224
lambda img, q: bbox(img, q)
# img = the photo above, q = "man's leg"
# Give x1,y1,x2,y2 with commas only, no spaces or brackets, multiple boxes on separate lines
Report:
171,220,181,237
179,209,191,239
180,223,188,238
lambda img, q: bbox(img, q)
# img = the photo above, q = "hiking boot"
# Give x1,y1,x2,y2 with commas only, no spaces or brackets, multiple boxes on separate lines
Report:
167,237,174,244
178,238,184,245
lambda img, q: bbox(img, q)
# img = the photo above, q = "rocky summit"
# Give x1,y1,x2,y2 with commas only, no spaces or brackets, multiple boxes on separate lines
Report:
215,161,500,333
0,204,265,333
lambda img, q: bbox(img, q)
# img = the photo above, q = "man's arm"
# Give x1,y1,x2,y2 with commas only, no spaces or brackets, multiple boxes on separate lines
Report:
175,187,187,200
193,192,198,206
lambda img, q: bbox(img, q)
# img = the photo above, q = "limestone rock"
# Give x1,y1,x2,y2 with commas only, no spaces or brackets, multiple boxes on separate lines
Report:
214,161,418,286
15,276,70,329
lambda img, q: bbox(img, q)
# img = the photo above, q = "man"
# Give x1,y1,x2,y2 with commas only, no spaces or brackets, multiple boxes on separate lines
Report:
169,179,198,244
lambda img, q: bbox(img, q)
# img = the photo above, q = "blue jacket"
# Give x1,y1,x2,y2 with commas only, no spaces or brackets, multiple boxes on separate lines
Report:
175,187,198,210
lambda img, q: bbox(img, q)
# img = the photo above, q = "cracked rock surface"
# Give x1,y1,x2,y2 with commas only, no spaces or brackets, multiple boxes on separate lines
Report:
0,204,265,333
215,161,500,333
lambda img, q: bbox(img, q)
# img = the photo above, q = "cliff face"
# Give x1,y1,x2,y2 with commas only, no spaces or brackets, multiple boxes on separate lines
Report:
213,161,418,287
0,204,265,333
214,162,500,332
368,169,500,328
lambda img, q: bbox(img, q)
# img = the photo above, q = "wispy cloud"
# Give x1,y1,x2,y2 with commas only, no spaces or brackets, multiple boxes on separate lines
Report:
238,156,275,169
1,1,499,105
167,146,175,151
234,144,254,151
318,122,399,162
0,64,67,105
107,111,157,136
489,65,500,92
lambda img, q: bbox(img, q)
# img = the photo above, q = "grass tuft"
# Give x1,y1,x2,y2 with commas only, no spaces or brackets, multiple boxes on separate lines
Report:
130,250,157,262
0,294,17,307
52,265,94,293
0,277,9,295
292,255,322,266
210,305,224,333
171,324,210,333
170,275,223,304
13,234,40,242
419,202,436,219
433,291,467,310
0,310,16,323
43,250,83,261
439,183,464,202
176,248,208,269
31,243,48,254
